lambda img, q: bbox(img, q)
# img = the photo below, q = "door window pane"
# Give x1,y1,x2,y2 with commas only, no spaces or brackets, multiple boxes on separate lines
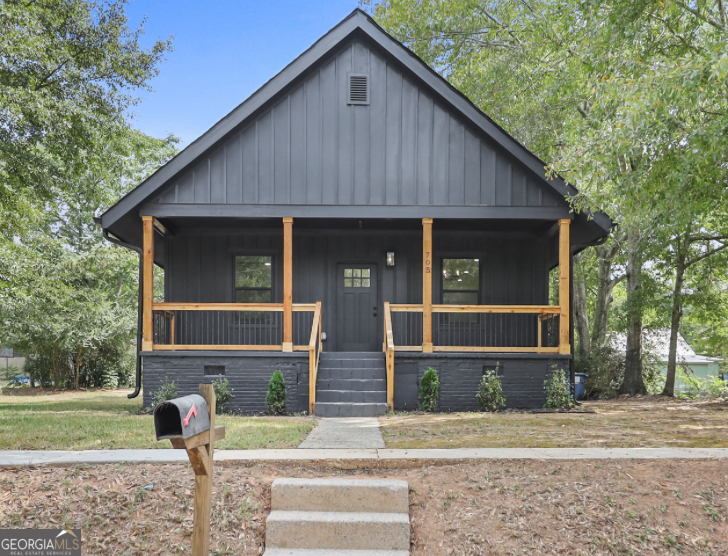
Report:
343,269,371,288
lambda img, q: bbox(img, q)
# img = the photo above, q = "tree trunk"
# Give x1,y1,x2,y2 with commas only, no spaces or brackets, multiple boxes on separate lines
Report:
74,349,81,390
663,238,688,397
573,252,591,360
591,241,621,348
619,229,647,395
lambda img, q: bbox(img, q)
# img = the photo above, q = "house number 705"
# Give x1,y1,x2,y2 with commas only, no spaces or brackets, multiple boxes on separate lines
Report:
425,251,431,273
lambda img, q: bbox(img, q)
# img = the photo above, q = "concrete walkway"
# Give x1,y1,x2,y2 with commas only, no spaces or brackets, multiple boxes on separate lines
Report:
297,418,385,449
2,447,727,467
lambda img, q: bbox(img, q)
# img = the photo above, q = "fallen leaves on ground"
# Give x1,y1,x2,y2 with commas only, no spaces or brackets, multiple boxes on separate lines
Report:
1,459,727,555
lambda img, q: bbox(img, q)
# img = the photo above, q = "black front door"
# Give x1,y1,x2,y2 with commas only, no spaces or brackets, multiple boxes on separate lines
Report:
335,263,378,351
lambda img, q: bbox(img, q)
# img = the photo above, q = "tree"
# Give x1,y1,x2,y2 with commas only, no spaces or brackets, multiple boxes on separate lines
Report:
0,0,173,237
0,238,138,388
366,0,728,396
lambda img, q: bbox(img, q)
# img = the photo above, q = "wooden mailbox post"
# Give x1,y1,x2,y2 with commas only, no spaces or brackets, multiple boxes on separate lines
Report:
154,384,225,556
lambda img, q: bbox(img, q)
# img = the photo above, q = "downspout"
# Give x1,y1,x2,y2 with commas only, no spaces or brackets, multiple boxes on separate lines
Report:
96,219,143,399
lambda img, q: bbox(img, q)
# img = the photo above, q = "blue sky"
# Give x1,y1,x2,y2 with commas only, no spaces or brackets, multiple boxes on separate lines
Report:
124,0,364,147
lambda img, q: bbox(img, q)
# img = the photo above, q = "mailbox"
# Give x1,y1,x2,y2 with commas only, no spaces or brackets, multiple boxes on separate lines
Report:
154,394,211,440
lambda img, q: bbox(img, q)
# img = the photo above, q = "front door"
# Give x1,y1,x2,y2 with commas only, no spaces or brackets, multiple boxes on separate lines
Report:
335,263,378,351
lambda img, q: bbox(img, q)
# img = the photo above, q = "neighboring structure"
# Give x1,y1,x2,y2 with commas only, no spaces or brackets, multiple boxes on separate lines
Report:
0,347,26,378
612,330,724,391
99,9,612,414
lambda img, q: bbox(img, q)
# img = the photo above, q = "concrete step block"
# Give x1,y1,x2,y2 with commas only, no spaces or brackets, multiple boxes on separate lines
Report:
316,390,387,403
271,478,409,514
314,402,388,417
264,550,410,556
317,378,386,392
316,368,386,380
320,352,385,360
265,511,410,551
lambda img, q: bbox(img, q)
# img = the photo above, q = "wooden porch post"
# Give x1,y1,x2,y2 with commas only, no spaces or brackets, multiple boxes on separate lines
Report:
282,217,293,352
558,219,571,354
142,215,154,351
422,218,433,353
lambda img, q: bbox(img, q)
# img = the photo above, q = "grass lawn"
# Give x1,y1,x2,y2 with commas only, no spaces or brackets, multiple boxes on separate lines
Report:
0,389,315,450
380,397,728,449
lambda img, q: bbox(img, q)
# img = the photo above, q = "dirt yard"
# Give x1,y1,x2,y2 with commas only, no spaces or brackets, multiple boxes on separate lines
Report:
2,459,726,555
380,397,728,449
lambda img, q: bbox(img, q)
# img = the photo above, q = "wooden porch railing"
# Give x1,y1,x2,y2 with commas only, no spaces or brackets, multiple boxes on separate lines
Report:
151,302,319,351
386,304,562,353
308,301,322,414
383,302,563,409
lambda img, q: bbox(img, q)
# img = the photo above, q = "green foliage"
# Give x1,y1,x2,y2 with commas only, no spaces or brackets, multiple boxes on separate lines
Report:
213,378,235,414
476,366,505,412
1,240,138,389
151,376,177,409
2,364,21,382
706,376,728,400
418,367,440,412
368,0,728,396
0,0,173,236
266,371,287,415
577,345,625,399
544,367,573,409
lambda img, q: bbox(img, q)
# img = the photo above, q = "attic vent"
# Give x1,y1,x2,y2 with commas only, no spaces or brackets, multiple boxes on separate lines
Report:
347,73,369,105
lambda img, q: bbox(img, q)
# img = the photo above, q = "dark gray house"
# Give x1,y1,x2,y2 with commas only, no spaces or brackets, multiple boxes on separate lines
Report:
100,9,611,415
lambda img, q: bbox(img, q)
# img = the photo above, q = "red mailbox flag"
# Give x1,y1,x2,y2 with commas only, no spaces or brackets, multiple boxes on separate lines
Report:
183,404,197,427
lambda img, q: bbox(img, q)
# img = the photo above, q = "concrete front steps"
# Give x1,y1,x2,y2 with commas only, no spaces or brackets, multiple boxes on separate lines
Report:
314,352,388,417
263,478,410,555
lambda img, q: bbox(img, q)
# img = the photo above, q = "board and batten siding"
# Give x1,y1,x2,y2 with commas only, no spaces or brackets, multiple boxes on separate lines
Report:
154,39,563,209
163,228,549,352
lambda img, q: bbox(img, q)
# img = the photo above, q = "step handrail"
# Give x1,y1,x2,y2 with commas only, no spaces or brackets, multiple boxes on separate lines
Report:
384,302,395,411
308,301,322,414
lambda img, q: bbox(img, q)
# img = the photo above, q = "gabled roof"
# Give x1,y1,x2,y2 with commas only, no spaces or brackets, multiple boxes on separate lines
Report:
101,8,612,244
611,330,722,365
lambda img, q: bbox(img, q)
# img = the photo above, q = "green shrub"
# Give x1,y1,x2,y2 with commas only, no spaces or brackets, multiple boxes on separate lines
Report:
477,365,505,411
151,376,178,409
213,377,235,413
544,366,573,409
706,375,728,399
266,371,287,415
419,368,440,412
576,344,664,398
676,367,705,399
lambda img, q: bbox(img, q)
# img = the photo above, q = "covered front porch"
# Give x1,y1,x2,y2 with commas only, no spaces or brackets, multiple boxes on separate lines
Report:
139,215,573,413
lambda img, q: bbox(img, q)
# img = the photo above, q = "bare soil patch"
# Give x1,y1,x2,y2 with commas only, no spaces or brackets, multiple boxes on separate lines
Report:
380,397,728,449
2,459,726,555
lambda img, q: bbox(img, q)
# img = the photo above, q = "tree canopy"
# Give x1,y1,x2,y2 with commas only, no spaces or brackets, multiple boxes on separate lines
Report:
0,0,173,236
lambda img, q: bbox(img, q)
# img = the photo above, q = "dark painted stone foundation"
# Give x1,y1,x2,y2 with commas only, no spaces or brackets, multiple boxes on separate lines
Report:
393,353,572,410
141,351,309,413
142,351,571,413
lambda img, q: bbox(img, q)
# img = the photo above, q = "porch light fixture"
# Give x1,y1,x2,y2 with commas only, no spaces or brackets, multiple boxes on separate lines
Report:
386,252,395,267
